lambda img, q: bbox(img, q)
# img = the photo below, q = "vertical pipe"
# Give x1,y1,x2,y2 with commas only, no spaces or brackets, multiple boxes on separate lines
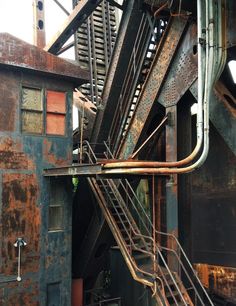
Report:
33,0,46,48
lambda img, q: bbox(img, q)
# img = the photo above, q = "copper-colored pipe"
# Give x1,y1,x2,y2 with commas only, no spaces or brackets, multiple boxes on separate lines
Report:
103,143,202,169
154,1,169,18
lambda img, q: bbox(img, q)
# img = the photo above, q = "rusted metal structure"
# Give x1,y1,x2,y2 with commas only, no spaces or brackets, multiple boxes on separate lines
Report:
1,0,236,305
33,0,46,48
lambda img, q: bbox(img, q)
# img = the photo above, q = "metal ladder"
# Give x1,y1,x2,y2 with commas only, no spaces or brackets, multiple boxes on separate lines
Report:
83,141,214,306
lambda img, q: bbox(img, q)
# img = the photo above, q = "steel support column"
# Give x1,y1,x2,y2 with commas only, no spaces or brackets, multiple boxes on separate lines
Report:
165,105,178,271
90,0,144,144
33,0,46,48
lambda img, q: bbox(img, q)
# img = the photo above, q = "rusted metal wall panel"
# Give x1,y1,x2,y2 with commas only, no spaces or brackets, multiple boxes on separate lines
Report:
0,72,18,132
191,124,236,267
0,68,73,305
118,16,188,159
158,23,198,108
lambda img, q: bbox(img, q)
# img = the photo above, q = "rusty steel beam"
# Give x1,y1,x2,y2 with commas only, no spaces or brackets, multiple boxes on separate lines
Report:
118,16,188,159
43,164,102,177
44,0,103,54
33,0,46,48
91,0,144,144
165,105,179,271
0,33,89,86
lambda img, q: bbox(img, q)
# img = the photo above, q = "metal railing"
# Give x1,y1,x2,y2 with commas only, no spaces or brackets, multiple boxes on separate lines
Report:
82,140,214,306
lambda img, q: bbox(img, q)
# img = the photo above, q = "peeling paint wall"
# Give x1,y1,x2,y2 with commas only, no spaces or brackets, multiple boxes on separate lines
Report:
0,68,73,305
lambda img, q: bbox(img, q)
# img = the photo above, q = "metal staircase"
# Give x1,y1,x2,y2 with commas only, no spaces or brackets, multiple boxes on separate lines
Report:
82,141,214,306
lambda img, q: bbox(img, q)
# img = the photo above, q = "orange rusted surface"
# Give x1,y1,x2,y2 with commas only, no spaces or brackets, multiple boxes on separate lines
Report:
43,138,72,166
47,90,66,113
0,33,89,86
4,282,40,306
1,173,40,276
0,138,35,170
46,113,66,135
0,72,18,131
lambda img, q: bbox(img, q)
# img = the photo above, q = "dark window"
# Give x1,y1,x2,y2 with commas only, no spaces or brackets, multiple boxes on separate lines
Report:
48,179,65,231
47,282,61,306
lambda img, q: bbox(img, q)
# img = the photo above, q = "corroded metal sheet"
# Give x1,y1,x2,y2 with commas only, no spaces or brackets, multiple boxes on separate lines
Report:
118,16,188,159
158,23,198,107
0,33,89,86
0,73,18,132
1,173,40,275
0,68,73,305
43,138,72,167
2,283,40,306
0,137,35,170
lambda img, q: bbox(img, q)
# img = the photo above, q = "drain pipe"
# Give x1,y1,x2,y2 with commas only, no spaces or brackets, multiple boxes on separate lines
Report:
14,238,27,282
102,0,222,175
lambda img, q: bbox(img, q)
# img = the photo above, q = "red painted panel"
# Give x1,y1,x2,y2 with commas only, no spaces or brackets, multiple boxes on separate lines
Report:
46,113,65,135
47,90,66,113
72,279,83,306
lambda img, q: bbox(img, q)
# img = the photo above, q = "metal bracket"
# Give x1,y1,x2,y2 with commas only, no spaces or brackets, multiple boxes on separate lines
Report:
14,238,27,282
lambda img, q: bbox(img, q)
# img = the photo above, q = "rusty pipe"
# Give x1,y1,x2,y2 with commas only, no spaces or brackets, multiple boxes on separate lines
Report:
154,1,169,18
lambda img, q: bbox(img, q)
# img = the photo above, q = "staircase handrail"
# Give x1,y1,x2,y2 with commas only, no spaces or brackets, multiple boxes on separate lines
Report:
84,141,213,305
84,144,188,305
89,176,186,305
88,177,157,288
84,152,159,283
103,141,214,306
